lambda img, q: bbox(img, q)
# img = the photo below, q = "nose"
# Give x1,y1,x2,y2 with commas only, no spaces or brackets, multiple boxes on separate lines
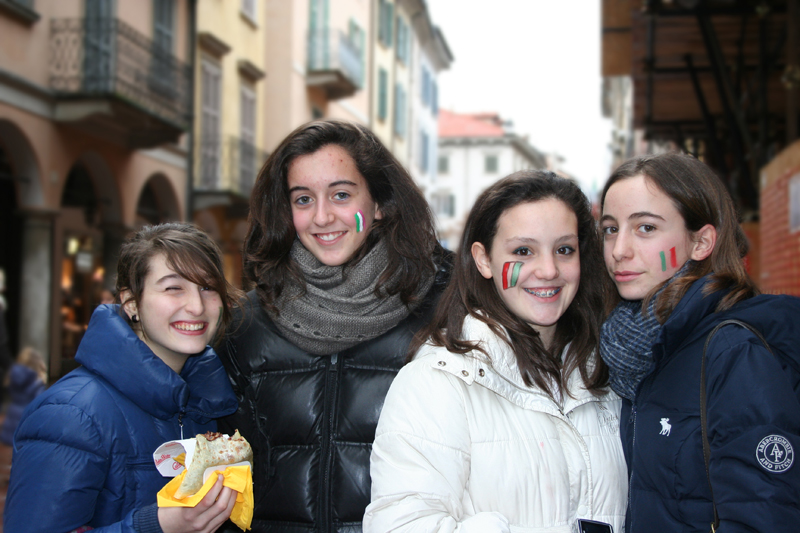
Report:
611,231,632,262
184,286,205,316
533,254,559,281
313,201,334,227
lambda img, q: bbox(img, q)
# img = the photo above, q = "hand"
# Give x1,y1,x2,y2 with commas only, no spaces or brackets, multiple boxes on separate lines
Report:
158,475,237,533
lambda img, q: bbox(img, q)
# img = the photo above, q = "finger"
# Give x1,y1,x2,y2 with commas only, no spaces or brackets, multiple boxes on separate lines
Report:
197,474,225,511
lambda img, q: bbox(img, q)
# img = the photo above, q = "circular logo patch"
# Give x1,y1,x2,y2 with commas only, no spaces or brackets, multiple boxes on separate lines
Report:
756,435,794,474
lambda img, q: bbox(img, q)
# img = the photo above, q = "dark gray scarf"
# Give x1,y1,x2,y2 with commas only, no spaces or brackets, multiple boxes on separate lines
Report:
267,239,434,355
600,262,691,400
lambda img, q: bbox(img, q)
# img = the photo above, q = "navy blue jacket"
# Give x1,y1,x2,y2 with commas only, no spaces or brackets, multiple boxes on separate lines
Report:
4,305,238,533
623,278,800,532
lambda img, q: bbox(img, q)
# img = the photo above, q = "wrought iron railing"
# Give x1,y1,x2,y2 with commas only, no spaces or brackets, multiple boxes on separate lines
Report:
307,29,362,88
197,135,268,197
49,18,191,130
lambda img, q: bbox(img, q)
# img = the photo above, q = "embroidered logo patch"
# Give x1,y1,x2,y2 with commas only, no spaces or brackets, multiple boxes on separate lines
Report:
659,418,671,436
756,435,794,473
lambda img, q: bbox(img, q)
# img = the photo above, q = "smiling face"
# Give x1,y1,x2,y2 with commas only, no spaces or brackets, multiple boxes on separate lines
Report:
122,253,222,373
601,174,703,301
287,144,381,266
472,199,580,347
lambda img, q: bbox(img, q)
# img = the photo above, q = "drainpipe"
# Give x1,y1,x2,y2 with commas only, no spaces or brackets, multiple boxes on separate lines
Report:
185,0,197,222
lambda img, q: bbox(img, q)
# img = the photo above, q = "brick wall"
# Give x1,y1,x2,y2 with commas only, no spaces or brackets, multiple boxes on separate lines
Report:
760,140,800,296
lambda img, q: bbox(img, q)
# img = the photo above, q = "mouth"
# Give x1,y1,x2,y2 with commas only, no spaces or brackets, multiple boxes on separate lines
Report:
523,287,561,298
314,231,345,242
613,270,641,282
172,322,208,334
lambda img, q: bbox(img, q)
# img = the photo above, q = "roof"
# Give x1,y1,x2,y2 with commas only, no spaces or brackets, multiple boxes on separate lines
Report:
438,109,506,138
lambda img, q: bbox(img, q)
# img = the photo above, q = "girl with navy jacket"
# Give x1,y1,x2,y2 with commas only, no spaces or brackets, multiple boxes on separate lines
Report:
599,152,800,532
5,223,243,533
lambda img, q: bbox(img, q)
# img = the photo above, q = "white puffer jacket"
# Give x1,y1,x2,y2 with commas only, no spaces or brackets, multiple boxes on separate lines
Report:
364,316,627,533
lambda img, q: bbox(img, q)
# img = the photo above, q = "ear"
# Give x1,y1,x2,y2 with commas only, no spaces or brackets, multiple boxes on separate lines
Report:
471,242,493,279
690,224,717,261
119,289,137,320
373,203,383,220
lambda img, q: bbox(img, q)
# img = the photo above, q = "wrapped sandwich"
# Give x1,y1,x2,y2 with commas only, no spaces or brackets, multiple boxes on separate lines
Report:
173,430,253,499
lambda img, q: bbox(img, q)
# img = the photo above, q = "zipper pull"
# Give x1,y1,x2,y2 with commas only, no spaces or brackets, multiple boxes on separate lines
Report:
178,413,184,440
329,353,338,371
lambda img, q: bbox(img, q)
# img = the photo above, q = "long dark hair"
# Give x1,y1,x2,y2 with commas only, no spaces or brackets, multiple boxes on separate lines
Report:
411,171,613,398
245,119,439,313
601,152,758,322
116,222,243,344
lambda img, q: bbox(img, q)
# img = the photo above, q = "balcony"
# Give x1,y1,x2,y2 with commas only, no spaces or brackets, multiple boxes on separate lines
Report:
194,135,268,213
49,18,191,148
306,29,362,100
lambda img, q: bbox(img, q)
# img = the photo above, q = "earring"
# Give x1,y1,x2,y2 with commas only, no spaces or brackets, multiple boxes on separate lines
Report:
131,314,139,323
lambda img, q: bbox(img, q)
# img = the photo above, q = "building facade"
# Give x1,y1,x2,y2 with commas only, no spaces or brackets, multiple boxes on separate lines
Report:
0,0,194,378
436,110,547,250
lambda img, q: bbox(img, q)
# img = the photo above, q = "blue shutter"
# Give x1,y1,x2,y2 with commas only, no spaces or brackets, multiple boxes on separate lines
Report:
378,68,388,120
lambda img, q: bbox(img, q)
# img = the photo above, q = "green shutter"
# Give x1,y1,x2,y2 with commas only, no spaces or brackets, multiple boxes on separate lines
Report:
378,68,387,120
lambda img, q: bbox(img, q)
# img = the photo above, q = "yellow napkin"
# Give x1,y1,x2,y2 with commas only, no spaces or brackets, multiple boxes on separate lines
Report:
157,465,253,531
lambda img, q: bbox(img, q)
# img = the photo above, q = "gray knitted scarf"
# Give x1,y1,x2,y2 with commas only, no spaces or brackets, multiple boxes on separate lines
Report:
599,262,692,400
267,239,434,355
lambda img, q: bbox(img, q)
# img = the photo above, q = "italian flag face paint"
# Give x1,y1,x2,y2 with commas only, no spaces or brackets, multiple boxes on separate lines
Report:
355,210,364,233
502,261,523,290
660,246,678,271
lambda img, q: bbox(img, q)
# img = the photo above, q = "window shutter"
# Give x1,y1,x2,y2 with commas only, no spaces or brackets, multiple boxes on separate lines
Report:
378,68,388,121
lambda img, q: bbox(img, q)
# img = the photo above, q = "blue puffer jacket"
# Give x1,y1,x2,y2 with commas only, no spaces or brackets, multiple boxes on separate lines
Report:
623,277,800,532
4,305,239,533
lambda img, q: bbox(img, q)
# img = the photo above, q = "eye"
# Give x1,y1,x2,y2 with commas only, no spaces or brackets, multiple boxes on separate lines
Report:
556,245,576,255
601,225,617,235
294,195,312,206
638,224,656,233
165,286,183,292
333,191,351,201
200,286,218,293
512,246,532,256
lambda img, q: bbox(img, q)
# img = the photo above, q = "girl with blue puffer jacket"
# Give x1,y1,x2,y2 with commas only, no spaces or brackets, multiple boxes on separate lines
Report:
5,223,244,533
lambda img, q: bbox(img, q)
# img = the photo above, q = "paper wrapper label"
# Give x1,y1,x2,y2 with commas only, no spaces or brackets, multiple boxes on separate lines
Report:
158,464,254,531
153,438,199,477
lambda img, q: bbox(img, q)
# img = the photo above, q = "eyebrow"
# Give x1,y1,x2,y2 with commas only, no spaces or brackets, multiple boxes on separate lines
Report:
154,273,181,285
504,234,578,245
601,211,665,223
288,180,358,194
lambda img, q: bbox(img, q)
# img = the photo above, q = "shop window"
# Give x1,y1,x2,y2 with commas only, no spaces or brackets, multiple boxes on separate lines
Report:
485,154,499,174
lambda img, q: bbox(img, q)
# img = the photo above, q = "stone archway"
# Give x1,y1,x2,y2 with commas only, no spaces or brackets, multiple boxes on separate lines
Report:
135,173,181,228
0,119,45,361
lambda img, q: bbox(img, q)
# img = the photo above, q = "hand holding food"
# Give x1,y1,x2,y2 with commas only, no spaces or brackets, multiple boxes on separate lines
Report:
174,430,253,499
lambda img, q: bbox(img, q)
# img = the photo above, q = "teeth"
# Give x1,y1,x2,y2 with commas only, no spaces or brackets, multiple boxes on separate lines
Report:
174,323,204,331
317,232,344,241
524,288,561,298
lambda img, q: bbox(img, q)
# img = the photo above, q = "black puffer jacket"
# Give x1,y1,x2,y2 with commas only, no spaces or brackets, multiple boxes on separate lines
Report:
218,255,451,533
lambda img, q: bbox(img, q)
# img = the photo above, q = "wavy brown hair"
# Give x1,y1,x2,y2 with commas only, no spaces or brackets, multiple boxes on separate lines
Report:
116,223,243,345
410,171,613,398
244,119,438,313
601,152,758,322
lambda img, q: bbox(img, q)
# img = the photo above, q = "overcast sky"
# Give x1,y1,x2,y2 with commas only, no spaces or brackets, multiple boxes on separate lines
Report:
427,0,613,197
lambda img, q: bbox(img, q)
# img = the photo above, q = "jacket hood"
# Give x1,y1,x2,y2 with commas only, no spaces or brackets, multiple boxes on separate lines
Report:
75,304,237,423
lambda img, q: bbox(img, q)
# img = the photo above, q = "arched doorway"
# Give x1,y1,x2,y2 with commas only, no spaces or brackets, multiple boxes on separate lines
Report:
135,173,181,228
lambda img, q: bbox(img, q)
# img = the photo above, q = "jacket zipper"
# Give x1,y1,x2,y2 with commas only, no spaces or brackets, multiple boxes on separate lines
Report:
319,352,339,531
628,402,637,531
559,405,594,518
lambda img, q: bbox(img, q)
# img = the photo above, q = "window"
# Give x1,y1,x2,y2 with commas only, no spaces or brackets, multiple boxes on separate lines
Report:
419,130,429,172
432,80,438,115
349,19,365,86
200,59,222,188
241,0,257,22
396,16,409,64
421,67,430,107
151,0,175,95
394,84,406,137
239,84,257,191
378,68,388,121
485,155,498,174
378,0,393,48
433,193,455,217
791,173,800,232
438,155,449,174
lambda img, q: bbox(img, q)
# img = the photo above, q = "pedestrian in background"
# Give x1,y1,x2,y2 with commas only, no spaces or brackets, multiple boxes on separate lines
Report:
599,152,800,531
0,347,46,447
364,172,626,532
217,119,451,532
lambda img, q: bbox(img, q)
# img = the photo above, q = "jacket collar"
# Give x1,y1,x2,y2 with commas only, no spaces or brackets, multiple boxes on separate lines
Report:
75,304,237,423
425,315,615,416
